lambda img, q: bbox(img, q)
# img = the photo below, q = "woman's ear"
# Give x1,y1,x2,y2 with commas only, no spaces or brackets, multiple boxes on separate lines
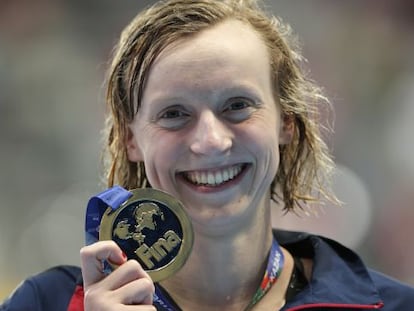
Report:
126,127,143,162
279,113,295,145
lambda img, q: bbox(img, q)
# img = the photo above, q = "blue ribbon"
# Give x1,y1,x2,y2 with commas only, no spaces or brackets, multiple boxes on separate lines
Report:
84,185,133,246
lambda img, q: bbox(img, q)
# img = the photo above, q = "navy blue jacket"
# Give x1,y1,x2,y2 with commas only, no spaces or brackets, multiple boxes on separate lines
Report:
2,230,414,310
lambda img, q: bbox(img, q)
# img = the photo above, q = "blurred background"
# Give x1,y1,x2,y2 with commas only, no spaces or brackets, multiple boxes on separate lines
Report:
1,0,413,300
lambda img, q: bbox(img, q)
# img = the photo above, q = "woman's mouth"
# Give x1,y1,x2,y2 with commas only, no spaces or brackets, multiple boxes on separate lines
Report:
180,164,247,187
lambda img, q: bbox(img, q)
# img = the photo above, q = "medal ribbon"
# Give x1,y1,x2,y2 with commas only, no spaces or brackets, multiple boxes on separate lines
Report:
246,237,284,309
84,185,132,246
153,238,285,310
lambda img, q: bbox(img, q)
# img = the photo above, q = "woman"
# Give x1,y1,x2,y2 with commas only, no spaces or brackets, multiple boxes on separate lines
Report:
2,0,414,310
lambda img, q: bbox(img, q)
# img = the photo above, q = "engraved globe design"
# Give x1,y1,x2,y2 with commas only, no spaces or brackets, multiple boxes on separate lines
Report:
112,200,183,270
100,188,193,282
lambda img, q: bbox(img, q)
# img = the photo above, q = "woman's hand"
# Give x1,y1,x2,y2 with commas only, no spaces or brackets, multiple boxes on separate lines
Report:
80,241,156,310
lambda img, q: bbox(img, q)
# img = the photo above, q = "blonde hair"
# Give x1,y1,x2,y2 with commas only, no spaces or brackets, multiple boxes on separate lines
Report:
103,0,338,212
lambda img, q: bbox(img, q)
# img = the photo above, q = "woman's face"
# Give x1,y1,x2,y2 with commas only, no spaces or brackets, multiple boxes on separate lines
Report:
127,19,292,234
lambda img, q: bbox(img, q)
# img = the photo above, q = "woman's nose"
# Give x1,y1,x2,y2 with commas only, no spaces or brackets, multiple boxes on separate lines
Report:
189,111,232,156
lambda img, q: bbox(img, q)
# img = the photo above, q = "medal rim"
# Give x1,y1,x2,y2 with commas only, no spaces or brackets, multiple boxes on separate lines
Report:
99,188,193,282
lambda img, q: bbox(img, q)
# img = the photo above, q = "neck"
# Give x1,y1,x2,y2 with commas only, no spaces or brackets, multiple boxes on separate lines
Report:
160,198,274,311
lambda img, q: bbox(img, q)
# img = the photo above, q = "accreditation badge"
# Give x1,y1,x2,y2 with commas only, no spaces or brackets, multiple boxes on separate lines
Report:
99,188,193,282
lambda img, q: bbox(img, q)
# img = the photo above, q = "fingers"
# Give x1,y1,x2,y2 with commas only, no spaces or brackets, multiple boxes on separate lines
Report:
84,272,155,310
80,241,156,310
80,240,126,289
112,272,155,305
100,259,153,292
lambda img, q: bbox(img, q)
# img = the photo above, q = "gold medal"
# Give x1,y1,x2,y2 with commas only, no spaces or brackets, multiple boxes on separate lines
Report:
99,188,193,282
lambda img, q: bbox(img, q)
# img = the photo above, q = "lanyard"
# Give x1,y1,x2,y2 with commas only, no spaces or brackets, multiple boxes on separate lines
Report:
85,185,133,273
85,185,132,246
153,238,285,310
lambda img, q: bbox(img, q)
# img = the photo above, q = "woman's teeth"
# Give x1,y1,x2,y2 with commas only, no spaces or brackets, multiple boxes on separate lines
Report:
185,165,243,186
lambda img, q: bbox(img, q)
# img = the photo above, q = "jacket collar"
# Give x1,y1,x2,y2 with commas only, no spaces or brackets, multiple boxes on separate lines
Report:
275,230,384,310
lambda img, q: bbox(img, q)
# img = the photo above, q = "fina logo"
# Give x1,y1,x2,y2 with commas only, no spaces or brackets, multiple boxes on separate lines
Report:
136,230,182,269
113,202,182,269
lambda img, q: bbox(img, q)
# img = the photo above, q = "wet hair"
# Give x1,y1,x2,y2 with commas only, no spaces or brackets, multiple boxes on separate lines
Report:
102,0,338,212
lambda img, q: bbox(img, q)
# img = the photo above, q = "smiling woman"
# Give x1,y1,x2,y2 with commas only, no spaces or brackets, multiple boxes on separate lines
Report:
125,19,287,233
1,0,414,311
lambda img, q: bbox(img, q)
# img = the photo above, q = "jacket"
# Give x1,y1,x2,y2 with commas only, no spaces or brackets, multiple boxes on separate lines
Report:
2,230,414,310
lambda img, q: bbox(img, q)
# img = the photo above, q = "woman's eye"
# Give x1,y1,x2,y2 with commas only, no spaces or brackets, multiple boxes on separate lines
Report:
224,98,255,111
160,109,186,119
156,106,190,129
227,101,249,111
223,98,256,122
